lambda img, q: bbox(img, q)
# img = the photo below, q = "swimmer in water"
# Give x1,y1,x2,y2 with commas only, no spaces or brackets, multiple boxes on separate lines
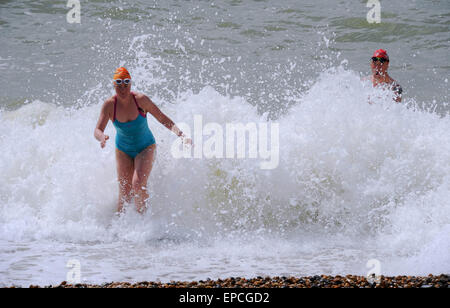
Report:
94,67,193,214
370,49,403,103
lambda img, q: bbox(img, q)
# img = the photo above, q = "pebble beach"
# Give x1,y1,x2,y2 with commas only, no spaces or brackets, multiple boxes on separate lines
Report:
16,274,449,288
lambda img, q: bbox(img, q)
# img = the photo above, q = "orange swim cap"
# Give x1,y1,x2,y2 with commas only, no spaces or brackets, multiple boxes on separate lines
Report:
113,67,131,80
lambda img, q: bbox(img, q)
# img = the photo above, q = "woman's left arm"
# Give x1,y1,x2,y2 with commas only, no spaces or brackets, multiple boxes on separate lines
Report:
138,94,192,144
392,83,402,103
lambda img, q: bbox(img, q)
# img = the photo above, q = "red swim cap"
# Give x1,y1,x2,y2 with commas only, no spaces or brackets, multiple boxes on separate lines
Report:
373,49,389,60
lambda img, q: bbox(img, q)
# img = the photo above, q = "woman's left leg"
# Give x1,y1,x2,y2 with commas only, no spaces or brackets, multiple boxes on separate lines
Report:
132,144,157,213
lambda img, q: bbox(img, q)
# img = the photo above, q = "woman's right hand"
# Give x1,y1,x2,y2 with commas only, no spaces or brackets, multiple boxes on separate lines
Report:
100,134,109,148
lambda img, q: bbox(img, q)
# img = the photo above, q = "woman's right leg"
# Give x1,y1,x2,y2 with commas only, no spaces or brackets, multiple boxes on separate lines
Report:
115,148,134,212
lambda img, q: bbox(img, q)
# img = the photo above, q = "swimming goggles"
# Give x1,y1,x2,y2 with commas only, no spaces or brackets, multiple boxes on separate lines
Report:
371,57,389,63
114,78,131,85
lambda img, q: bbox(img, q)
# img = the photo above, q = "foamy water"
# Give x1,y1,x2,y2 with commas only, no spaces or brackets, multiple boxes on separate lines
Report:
1,67,449,286
1,0,449,286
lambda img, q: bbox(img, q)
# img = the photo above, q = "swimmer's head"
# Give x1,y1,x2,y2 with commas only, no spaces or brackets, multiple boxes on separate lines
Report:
113,67,131,80
372,49,389,61
371,49,389,76
113,67,132,98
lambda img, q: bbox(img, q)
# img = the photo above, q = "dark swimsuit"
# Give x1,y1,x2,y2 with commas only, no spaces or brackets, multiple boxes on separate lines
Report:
392,83,403,95
112,92,156,158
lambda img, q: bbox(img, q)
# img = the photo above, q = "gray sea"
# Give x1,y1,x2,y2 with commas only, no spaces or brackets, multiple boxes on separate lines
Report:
0,0,449,286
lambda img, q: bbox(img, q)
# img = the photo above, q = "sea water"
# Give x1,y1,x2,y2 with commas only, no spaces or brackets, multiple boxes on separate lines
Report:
0,0,449,286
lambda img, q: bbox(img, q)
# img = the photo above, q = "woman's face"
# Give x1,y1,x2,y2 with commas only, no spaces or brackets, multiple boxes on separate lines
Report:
114,79,131,99
371,58,389,76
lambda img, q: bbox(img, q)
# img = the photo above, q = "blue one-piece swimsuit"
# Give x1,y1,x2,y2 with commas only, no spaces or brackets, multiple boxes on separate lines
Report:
113,92,156,158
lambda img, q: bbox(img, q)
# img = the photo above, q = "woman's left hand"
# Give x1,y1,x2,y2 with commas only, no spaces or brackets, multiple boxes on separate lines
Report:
181,135,194,147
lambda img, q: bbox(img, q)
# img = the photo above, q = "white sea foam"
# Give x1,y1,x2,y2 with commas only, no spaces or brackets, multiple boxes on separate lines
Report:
0,67,449,286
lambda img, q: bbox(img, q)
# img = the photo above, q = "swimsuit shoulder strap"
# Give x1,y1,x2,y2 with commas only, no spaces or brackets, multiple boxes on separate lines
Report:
131,92,146,117
113,95,117,121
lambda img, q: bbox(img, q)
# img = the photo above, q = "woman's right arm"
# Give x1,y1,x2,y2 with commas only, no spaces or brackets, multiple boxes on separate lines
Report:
94,99,112,148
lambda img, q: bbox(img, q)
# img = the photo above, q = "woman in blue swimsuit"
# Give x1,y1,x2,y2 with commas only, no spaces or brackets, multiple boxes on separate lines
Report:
94,67,192,213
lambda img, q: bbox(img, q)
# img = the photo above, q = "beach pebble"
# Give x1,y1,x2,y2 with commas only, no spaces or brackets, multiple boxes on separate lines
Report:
14,275,450,288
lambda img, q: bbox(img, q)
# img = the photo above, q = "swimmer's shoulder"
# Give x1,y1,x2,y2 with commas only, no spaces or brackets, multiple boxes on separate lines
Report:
132,91,148,101
132,91,155,106
131,92,154,113
102,96,116,117
104,96,115,108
